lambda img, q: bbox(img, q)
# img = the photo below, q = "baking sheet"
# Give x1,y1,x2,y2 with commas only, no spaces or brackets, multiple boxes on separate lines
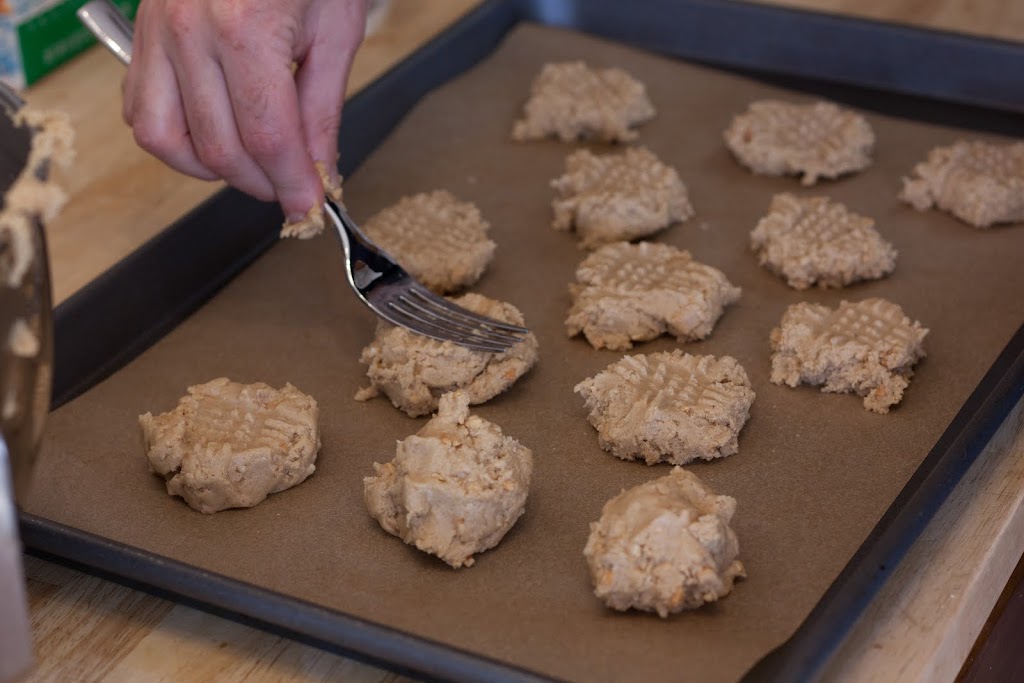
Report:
24,19,1024,683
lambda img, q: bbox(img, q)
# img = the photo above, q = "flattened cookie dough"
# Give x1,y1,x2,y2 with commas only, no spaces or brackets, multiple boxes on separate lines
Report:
139,378,320,514
770,298,928,413
900,140,1024,228
552,146,694,249
511,61,655,143
355,292,539,417
584,467,745,617
724,99,874,185
575,351,755,465
566,241,741,351
362,190,497,293
364,391,533,568
751,193,897,290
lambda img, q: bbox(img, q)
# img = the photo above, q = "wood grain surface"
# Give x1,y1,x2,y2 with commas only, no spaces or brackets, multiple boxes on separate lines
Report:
17,0,1024,681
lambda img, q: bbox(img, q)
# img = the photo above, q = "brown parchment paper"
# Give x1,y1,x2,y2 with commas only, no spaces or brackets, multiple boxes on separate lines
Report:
24,24,1024,683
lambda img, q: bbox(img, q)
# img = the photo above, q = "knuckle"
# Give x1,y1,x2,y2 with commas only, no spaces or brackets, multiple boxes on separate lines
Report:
131,117,175,158
243,126,288,161
194,140,237,174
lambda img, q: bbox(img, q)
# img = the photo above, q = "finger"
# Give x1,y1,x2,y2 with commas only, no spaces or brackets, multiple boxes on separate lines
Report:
124,20,219,182
216,20,322,220
294,0,368,181
163,13,276,200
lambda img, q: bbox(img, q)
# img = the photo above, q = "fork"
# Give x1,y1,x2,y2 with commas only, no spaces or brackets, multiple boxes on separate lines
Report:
77,0,529,353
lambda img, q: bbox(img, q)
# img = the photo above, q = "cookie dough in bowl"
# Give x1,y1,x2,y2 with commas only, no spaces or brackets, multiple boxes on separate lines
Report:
364,391,533,568
138,378,320,514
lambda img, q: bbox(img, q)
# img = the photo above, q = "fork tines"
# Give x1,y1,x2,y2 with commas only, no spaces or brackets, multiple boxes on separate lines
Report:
387,284,529,353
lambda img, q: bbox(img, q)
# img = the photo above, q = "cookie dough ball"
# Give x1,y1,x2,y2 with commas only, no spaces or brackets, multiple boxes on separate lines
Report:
362,190,496,293
139,378,320,514
724,99,874,185
575,351,755,465
552,146,694,249
355,292,539,417
584,467,745,617
900,140,1024,228
770,298,929,413
566,241,741,351
751,193,897,290
364,391,533,568
511,61,655,143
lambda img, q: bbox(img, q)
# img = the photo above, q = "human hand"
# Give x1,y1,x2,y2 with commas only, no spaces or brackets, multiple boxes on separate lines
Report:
123,0,368,225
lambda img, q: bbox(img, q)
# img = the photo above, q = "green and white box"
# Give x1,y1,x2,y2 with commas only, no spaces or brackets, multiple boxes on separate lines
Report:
1,0,138,89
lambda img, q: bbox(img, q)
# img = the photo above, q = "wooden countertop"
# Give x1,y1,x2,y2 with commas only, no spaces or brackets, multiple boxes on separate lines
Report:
18,1,1024,681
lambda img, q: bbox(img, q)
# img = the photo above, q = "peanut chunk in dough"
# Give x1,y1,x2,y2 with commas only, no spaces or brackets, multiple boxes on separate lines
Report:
364,391,533,568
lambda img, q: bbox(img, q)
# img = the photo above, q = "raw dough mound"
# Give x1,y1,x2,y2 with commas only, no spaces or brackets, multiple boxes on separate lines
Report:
584,466,745,617
751,193,897,289
770,298,929,413
551,146,694,249
575,351,755,465
364,391,533,568
355,292,539,417
139,378,320,514
724,99,874,185
511,61,655,143
566,241,741,350
362,190,497,293
900,139,1024,228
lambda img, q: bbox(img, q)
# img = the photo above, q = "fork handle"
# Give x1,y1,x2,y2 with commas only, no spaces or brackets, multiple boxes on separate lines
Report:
324,199,405,286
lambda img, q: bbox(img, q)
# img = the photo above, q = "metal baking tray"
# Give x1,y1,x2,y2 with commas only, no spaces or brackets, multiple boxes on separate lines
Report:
20,0,1024,681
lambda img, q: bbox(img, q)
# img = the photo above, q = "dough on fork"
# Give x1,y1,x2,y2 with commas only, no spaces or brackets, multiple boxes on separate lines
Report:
551,146,694,249
355,292,539,417
364,391,533,568
900,140,1024,228
724,99,874,185
584,466,745,617
362,190,497,293
566,241,740,351
751,193,897,289
770,298,929,413
575,351,755,465
511,61,655,143
139,378,320,514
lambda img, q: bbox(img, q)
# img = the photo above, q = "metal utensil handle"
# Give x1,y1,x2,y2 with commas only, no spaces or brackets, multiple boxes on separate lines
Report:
77,0,135,64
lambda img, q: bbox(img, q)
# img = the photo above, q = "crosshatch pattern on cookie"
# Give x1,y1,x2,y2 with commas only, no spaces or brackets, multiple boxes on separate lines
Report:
511,60,656,143
575,351,755,465
900,140,1024,228
751,193,897,289
361,190,496,293
770,298,929,414
355,292,539,417
551,146,694,248
724,99,875,185
139,378,321,514
566,241,741,350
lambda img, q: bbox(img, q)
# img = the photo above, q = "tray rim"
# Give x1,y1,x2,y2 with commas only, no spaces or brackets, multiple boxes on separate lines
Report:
25,0,1024,681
